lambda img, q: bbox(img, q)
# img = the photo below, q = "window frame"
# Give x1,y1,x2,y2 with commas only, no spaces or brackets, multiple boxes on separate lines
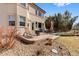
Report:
19,16,26,26
36,22,37,28
35,10,38,16
32,22,34,30
8,15,15,26
38,12,42,17
20,3,26,7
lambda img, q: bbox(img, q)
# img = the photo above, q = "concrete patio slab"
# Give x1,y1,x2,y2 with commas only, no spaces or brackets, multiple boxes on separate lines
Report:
27,34,59,41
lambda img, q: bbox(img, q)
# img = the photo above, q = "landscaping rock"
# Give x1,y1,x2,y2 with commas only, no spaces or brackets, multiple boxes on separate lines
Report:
0,38,70,56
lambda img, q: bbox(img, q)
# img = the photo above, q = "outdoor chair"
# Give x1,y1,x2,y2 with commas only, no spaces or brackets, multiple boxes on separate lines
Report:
23,32,33,38
23,27,33,38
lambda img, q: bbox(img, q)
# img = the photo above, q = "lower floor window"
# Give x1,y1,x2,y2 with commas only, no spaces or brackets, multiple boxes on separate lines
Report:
20,22,25,26
8,15,15,26
36,22,37,28
9,21,15,26
38,23,42,28
20,16,26,26
32,22,34,30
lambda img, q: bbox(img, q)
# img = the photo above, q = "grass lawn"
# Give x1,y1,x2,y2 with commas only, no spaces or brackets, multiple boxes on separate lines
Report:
55,36,79,56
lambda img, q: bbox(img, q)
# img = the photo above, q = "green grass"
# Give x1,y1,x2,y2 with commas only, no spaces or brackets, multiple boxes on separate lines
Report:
55,36,79,56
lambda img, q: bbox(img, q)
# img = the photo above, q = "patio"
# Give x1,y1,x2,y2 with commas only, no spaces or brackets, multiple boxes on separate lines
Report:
26,34,59,41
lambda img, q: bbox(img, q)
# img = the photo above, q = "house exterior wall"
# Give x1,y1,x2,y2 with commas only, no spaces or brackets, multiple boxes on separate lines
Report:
0,3,17,31
16,3,28,34
0,3,46,35
28,4,45,34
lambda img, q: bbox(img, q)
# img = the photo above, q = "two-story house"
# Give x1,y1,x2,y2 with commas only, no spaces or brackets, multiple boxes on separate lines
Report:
0,3,46,35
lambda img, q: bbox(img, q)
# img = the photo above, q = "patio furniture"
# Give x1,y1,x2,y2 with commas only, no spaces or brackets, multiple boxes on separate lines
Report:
23,27,33,38
35,30,40,36
23,32,33,38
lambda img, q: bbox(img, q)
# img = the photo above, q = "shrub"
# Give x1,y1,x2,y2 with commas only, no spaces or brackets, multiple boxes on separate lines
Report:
6,26,17,48
0,26,17,49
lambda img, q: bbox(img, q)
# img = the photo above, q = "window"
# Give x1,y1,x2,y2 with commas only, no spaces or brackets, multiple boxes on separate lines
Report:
20,3,26,7
35,10,38,15
20,16,26,26
38,23,42,28
38,12,42,17
41,13,44,17
0,16,2,25
32,22,34,30
36,22,37,28
8,16,15,26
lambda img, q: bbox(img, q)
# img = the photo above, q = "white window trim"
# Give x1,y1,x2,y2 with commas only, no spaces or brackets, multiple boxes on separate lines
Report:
8,15,15,26
19,16,26,27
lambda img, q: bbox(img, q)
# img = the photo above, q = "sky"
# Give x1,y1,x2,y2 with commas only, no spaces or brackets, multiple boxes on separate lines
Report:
36,3,79,24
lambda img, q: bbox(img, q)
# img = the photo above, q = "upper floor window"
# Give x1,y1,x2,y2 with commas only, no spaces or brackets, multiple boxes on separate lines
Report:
38,12,42,17
35,10,38,15
20,3,26,7
8,15,15,26
20,16,26,26
35,10,44,17
41,13,44,17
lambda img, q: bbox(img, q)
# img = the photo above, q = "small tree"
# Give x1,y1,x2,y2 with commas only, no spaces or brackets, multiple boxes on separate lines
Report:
0,26,17,48
45,16,52,32
45,10,78,32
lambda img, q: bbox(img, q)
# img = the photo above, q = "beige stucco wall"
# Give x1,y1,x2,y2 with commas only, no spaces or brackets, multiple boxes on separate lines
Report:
0,3,17,31
0,3,45,35
29,13,45,23
16,4,28,34
28,5,45,34
28,5,45,23
29,5,36,15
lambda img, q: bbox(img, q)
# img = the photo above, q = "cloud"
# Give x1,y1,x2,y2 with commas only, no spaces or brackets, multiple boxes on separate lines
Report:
54,3,70,7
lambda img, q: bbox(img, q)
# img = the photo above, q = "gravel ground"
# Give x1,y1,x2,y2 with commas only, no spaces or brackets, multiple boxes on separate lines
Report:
0,38,70,56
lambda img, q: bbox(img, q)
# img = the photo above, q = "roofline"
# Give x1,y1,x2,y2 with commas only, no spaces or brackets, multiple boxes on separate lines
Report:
29,3,46,14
